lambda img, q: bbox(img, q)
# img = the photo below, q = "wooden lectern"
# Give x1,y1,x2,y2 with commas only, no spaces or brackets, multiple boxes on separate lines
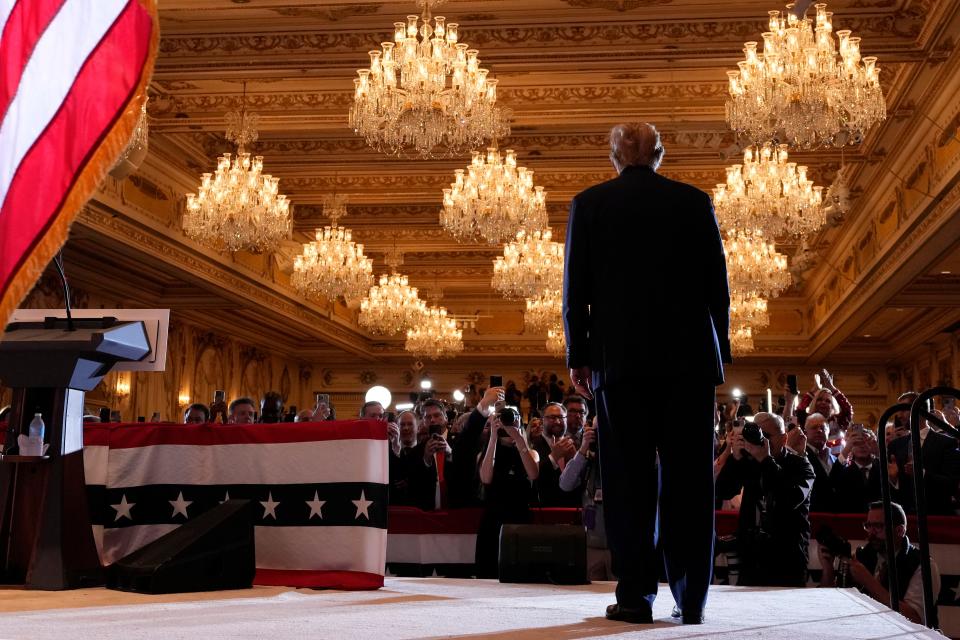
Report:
0,316,152,589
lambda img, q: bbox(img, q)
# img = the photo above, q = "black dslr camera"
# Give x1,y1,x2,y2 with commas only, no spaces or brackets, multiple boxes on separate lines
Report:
497,405,522,438
814,525,851,558
741,421,766,446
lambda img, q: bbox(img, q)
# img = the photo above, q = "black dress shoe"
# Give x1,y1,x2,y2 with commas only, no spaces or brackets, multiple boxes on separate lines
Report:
681,611,705,624
605,603,653,624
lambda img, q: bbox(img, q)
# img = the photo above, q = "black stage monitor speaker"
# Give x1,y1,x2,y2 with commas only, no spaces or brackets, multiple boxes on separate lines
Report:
498,524,588,585
107,499,256,594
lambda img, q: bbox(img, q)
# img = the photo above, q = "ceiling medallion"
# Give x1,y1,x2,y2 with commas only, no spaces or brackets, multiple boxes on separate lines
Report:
292,194,374,302
713,143,825,239
184,85,291,253
405,305,464,358
725,2,885,148
491,229,564,300
440,145,548,244
349,0,510,158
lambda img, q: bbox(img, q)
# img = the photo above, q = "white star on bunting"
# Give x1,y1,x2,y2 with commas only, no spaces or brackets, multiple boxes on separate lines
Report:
352,490,373,520
306,491,326,520
261,492,280,519
169,491,192,519
111,494,135,521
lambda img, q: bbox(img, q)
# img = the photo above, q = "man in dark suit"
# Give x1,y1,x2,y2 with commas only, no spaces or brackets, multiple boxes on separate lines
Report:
563,123,731,625
888,397,960,515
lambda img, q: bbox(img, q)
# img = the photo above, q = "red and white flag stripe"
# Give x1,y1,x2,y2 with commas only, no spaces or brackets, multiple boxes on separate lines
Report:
0,0,156,330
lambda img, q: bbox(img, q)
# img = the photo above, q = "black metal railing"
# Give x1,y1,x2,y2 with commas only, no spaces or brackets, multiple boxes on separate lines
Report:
875,386,960,629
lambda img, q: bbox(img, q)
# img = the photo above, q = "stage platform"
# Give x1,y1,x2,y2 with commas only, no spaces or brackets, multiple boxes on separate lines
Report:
0,579,948,639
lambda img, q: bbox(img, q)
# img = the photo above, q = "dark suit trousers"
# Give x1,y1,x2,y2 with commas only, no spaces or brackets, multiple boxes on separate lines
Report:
596,379,716,613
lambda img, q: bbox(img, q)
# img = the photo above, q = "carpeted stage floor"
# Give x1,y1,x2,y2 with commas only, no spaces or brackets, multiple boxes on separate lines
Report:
0,579,947,639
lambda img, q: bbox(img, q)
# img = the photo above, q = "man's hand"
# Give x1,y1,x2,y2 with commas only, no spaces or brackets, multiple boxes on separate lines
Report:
847,557,874,588
387,422,402,456
579,425,596,455
729,433,745,460
311,403,330,421
423,436,447,464
742,436,770,462
569,366,593,400
478,385,505,415
550,435,577,463
786,427,807,454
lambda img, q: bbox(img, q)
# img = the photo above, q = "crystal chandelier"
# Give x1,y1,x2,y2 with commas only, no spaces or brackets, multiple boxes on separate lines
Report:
492,229,564,299
292,194,374,302
724,230,792,298
184,87,291,253
730,291,770,330
524,290,561,333
349,0,510,157
546,326,566,357
725,2,886,149
713,143,825,239
730,324,755,356
441,146,548,244
406,305,464,359
359,250,426,335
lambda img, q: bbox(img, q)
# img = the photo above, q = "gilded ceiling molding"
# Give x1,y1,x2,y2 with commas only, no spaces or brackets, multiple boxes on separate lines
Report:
156,14,922,59
76,203,376,357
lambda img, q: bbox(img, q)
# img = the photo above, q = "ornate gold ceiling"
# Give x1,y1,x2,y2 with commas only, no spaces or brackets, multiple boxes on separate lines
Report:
64,0,960,368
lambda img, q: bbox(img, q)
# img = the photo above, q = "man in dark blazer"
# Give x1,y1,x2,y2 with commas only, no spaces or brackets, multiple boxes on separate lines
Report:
563,123,731,625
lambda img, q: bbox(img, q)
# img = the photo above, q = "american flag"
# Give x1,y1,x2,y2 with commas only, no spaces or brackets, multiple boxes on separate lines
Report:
85,420,389,590
0,0,156,329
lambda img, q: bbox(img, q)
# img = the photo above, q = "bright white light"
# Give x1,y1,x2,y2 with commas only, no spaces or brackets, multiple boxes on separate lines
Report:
420,379,433,390
453,389,465,402
732,388,743,398
365,385,392,408
395,402,414,411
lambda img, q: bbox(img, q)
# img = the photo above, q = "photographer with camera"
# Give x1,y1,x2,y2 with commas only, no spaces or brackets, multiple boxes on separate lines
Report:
475,404,540,578
715,412,816,586
818,501,939,624
559,421,613,579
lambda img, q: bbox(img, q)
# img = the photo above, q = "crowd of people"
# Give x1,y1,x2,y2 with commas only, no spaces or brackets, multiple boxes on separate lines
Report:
11,367,952,618
712,369,957,622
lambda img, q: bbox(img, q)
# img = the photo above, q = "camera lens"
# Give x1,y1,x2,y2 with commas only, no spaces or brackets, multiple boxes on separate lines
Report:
498,406,519,427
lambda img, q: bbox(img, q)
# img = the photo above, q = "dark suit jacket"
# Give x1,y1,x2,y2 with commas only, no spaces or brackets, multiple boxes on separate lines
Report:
563,165,731,387
889,430,960,515
805,447,838,512
831,460,882,514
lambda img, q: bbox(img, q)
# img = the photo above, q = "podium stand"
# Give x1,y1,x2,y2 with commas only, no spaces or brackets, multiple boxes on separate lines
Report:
0,317,151,589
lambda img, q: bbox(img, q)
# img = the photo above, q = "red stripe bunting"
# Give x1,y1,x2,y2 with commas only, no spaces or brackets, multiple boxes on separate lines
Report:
85,420,388,449
0,0,147,293
254,569,384,590
0,0,66,124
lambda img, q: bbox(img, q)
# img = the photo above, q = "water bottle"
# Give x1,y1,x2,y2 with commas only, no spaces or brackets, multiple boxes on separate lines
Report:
26,413,45,456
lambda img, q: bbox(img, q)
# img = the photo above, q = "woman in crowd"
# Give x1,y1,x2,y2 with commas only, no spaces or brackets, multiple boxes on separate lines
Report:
474,409,540,578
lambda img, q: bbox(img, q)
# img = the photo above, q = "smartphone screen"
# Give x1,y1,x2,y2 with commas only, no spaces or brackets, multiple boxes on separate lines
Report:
490,375,503,388
214,390,225,403
315,393,330,405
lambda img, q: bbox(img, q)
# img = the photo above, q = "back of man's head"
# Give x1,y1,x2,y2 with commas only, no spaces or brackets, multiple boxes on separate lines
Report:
609,122,664,171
